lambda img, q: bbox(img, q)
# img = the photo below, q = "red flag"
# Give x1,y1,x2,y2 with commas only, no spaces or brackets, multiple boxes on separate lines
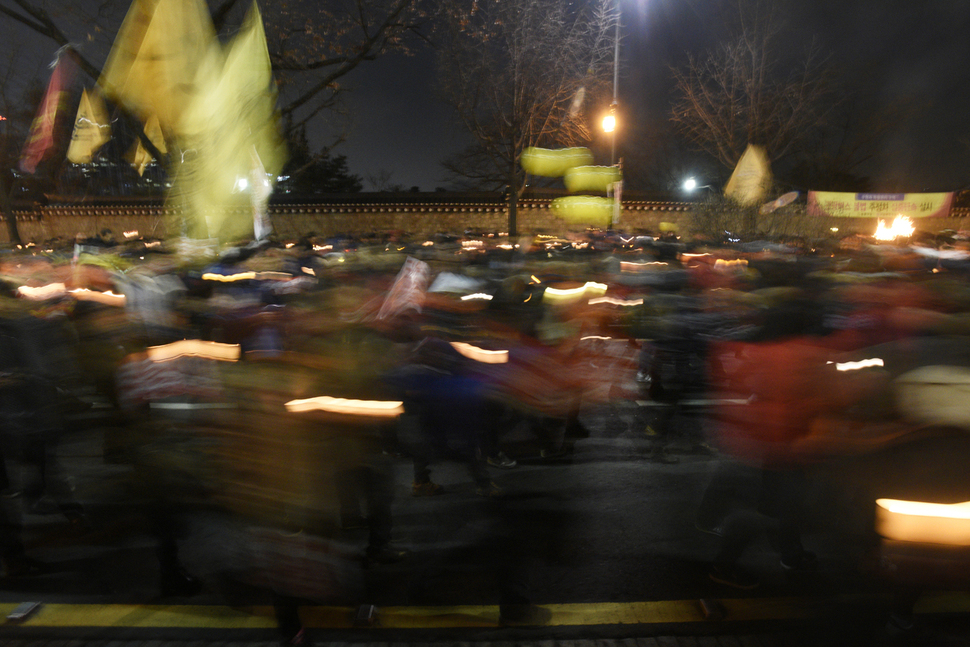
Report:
20,51,77,174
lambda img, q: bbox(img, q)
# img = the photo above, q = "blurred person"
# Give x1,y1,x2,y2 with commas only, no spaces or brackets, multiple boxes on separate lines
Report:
703,298,887,589
390,337,499,497
333,417,410,564
0,313,88,527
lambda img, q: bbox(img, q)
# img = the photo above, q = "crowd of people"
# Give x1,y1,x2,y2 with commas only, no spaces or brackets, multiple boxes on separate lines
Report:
1,225,969,640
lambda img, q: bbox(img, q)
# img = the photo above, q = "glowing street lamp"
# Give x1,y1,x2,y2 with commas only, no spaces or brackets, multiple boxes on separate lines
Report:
683,177,713,194
602,111,616,134
603,103,618,166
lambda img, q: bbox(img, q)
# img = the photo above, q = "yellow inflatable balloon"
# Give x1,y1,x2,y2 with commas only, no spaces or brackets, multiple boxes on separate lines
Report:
563,165,622,194
521,147,594,177
551,195,615,223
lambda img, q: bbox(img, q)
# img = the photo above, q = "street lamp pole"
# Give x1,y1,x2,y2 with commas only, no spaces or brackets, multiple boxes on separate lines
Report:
610,2,619,166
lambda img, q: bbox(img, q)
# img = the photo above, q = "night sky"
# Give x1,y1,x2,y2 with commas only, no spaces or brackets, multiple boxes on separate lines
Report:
327,0,970,193
3,0,970,194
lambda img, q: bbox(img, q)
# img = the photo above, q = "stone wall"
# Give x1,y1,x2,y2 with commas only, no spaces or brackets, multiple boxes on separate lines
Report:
2,198,968,245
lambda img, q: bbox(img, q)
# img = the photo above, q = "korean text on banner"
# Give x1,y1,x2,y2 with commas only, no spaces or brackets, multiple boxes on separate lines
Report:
807,192,954,219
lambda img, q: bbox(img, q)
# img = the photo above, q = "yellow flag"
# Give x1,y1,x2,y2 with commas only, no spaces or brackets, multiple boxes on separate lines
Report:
724,144,772,206
174,0,286,241
67,89,111,164
127,113,167,176
98,0,219,138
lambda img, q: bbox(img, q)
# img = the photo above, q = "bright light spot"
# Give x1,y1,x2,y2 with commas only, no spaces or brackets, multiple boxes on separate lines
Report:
147,340,240,363
543,281,608,305
460,293,493,301
285,396,404,417
713,259,748,271
580,335,613,341
531,275,542,283
301,266,316,276
683,178,698,191
830,227,839,233
18,283,67,300
285,242,295,249
234,177,249,191
602,114,616,133
202,271,257,282
461,240,483,248
450,341,508,364
422,241,435,247
874,216,915,241
878,498,970,519
124,230,139,238
827,358,884,371
312,244,332,252
876,498,970,545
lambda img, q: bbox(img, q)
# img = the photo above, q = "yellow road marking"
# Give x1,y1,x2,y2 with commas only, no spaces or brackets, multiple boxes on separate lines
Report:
0,593,966,629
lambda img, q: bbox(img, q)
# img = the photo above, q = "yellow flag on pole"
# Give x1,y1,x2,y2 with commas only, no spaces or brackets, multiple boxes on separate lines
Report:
67,89,111,164
98,0,219,138
724,144,772,206
127,113,167,176
174,0,286,240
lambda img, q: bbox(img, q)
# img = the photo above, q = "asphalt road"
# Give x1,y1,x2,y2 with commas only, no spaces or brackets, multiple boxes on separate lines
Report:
2,398,970,645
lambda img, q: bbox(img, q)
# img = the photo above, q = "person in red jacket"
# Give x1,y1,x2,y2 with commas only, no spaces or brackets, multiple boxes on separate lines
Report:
703,298,886,589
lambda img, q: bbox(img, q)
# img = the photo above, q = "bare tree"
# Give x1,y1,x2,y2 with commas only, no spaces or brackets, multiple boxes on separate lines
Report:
365,168,404,192
0,0,429,145
786,96,925,191
436,0,619,235
669,0,833,171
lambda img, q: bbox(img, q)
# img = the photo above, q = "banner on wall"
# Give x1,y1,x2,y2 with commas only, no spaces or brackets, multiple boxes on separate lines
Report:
807,192,953,218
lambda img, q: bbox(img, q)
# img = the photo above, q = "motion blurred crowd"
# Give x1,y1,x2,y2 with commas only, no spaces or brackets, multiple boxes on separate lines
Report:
2,226,970,637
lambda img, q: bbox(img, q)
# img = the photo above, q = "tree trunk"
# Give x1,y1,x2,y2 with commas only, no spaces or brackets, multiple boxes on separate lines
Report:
507,159,518,237
0,172,20,246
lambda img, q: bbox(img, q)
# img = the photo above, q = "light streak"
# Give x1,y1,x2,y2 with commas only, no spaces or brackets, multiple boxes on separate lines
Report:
285,396,405,417
17,283,67,300
827,358,884,371
201,271,293,282
146,340,240,362
589,296,643,306
876,498,970,545
68,288,126,306
450,341,508,364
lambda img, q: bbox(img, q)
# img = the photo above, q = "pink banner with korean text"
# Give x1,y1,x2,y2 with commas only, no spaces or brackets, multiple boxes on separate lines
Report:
807,192,953,219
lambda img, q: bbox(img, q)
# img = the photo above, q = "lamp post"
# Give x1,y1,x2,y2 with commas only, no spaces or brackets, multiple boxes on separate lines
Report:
603,2,621,229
